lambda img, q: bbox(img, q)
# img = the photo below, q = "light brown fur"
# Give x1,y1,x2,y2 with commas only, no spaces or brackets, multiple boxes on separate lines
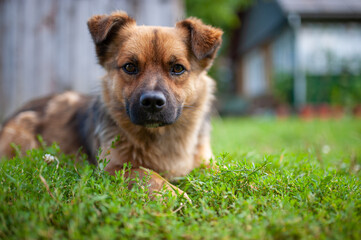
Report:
0,11,222,198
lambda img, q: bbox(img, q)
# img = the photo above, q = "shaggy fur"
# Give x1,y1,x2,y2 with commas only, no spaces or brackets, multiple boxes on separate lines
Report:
0,11,223,197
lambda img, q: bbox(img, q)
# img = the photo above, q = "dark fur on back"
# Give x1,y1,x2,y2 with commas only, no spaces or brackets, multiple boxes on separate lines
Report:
0,92,122,166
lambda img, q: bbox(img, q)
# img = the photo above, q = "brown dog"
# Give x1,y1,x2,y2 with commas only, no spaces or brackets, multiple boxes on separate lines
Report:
0,11,222,197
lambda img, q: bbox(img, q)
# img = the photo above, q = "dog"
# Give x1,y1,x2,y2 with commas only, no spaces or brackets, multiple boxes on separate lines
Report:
0,11,223,198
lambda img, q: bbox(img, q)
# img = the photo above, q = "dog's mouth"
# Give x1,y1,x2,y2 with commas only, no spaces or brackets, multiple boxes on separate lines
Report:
144,122,163,128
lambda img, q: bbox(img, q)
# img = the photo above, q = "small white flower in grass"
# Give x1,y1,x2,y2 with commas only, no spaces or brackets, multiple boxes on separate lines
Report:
322,145,331,154
43,154,59,169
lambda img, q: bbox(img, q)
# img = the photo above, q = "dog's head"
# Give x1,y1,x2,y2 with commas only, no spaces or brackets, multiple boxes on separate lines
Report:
88,11,222,128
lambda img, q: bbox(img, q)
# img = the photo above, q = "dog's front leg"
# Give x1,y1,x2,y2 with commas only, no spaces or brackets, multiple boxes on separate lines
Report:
105,164,190,201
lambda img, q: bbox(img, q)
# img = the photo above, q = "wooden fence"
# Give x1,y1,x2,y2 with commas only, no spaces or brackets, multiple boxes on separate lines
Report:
0,0,184,120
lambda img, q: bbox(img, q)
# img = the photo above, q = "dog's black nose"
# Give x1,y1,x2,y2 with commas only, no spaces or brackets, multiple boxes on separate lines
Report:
140,91,166,112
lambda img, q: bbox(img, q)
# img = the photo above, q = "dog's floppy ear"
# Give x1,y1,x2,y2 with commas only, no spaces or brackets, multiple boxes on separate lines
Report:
176,18,223,61
87,11,135,64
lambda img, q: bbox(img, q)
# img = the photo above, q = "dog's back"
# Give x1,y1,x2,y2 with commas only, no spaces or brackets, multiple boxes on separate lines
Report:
0,92,93,159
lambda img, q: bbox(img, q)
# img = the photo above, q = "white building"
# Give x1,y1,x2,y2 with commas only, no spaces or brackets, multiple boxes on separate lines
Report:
234,0,361,107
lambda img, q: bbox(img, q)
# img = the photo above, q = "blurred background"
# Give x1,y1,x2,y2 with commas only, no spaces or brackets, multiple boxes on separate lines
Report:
1,0,361,121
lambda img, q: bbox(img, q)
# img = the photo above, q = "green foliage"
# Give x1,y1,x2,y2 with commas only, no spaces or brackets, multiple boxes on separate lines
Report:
185,0,253,86
307,74,361,107
272,71,361,107
272,72,294,104
185,0,252,31
185,0,252,54
1,118,361,239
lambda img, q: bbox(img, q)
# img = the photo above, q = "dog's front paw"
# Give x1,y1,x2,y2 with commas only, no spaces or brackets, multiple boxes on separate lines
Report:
137,167,192,203
161,182,192,204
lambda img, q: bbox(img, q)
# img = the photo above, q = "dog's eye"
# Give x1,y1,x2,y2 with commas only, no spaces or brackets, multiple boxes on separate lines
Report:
122,63,138,75
171,64,185,75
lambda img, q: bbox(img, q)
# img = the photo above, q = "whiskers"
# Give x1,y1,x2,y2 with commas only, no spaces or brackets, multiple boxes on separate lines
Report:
182,105,197,111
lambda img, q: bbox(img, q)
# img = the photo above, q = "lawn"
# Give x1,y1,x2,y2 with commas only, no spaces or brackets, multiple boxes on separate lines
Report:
1,118,360,239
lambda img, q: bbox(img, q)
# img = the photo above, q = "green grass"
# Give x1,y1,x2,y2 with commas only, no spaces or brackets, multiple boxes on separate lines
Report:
1,118,360,239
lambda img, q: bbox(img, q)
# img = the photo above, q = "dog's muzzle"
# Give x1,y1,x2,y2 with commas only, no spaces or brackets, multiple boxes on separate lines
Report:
126,90,181,128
